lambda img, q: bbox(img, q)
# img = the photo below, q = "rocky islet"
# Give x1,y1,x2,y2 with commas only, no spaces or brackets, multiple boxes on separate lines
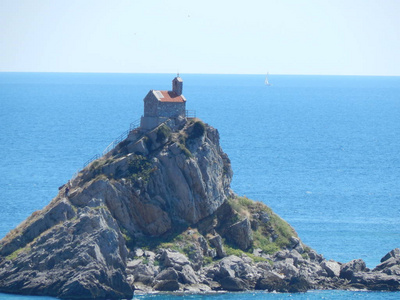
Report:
0,118,399,299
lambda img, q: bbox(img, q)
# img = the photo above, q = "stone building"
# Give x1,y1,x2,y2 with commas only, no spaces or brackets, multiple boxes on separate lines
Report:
140,76,186,130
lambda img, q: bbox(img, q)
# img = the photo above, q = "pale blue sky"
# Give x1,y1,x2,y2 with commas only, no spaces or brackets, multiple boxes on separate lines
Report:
1,0,399,75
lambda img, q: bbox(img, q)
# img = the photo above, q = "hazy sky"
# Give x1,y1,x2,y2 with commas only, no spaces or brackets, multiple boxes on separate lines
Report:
1,0,399,75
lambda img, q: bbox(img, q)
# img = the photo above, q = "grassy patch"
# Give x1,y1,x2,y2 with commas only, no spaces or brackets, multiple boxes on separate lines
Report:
177,143,192,158
224,244,245,257
252,229,279,254
227,195,297,254
224,244,267,263
6,245,31,261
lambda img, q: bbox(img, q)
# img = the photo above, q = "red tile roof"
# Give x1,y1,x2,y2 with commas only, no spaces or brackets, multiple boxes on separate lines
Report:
153,90,186,103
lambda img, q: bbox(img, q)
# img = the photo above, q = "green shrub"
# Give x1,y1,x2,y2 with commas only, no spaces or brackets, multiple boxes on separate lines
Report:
121,228,135,250
253,229,280,254
128,155,153,182
178,143,192,158
189,121,205,140
156,124,171,143
224,244,245,257
203,256,214,265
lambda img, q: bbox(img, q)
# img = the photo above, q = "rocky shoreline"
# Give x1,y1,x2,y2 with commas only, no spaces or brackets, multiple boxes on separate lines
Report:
0,118,399,299
127,243,400,294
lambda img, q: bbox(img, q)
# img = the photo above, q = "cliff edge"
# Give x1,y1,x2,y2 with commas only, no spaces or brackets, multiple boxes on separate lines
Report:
0,118,399,299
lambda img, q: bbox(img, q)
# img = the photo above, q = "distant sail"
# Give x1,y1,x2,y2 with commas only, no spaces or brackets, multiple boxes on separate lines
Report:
265,73,272,86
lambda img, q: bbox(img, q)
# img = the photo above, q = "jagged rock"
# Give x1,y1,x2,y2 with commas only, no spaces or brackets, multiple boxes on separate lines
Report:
321,260,341,277
308,249,324,263
0,199,76,257
374,257,400,275
289,236,304,254
132,282,154,293
250,219,259,231
274,250,290,261
287,276,312,292
380,248,400,263
129,262,158,285
182,283,212,292
207,248,217,258
274,258,299,278
287,249,305,267
179,265,199,284
126,259,142,269
134,248,144,257
290,236,300,248
154,268,178,281
127,139,148,156
144,250,156,259
256,261,273,272
153,280,180,291
198,236,209,255
183,241,203,271
298,260,325,282
226,218,253,250
374,249,400,275
255,271,286,291
340,259,367,280
159,249,190,271
208,234,226,258
0,206,133,299
219,277,248,291
212,255,259,289
351,272,400,291
259,212,270,223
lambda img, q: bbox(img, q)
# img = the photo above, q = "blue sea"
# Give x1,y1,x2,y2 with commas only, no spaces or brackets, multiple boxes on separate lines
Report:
0,73,399,299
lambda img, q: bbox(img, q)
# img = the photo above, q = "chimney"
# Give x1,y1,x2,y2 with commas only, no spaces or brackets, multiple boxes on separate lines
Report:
172,75,183,96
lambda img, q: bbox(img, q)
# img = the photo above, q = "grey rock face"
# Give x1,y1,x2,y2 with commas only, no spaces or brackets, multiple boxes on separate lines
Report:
145,123,233,226
226,218,253,250
210,255,260,291
380,248,400,263
0,204,132,299
153,280,180,291
209,234,227,258
321,260,341,278
340,259,367,280
159,249,190,271
374,248,400,276
179,265,199,284
0,120,232,299
351,272,400,291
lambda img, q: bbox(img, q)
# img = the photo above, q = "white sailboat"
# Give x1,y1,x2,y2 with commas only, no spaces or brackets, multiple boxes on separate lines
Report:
265,73,272,86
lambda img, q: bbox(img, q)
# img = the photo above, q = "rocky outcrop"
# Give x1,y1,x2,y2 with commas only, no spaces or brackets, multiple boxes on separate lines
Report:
0,119,232,299
0,205,132,299
0,118,399,298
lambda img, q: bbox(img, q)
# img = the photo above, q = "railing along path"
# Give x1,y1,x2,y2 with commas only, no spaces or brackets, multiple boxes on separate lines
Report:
71,119,140,180
71,111,196,181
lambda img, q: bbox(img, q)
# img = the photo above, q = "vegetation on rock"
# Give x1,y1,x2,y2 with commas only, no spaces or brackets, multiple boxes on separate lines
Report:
127,154,153,182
